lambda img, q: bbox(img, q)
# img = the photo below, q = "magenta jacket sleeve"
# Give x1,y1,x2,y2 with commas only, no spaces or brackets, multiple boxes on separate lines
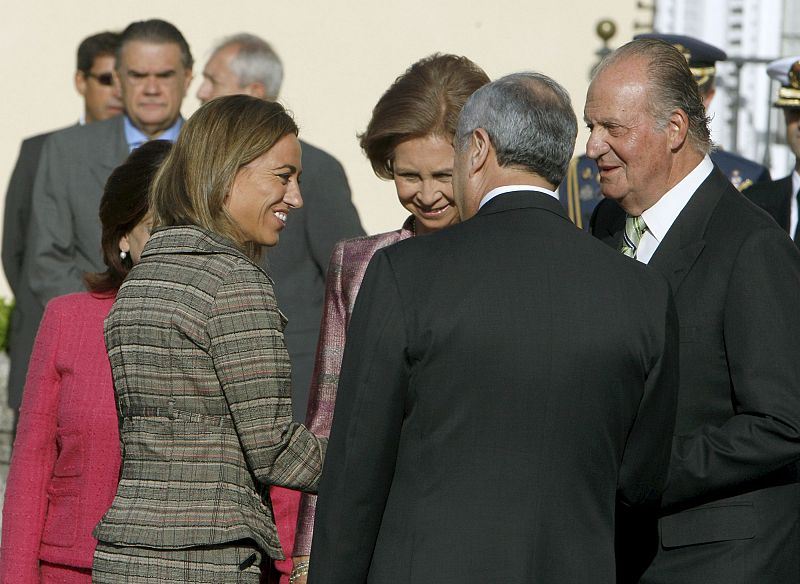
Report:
1,302,63,583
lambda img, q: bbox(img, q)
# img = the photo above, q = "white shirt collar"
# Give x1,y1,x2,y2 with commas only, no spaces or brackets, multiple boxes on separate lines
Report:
478,184,559,209
635,155,714,264
641,155,714,244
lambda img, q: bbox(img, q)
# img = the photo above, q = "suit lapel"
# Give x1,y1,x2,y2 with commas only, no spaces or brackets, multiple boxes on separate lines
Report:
594,205,625,251
648,168,729,293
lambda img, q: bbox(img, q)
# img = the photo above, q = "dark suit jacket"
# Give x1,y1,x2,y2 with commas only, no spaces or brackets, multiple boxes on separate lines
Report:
3,131,52,410
591,168,800,583
309,191,679,584
265,141,364,421
743,174,794,235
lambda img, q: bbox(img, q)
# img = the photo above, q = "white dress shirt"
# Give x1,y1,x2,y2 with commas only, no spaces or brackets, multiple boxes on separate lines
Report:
788,170,800,239
635,156,714,264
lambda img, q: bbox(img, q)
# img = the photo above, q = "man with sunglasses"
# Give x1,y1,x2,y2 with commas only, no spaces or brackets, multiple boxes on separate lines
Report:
2,31,121,427
74,32,124,124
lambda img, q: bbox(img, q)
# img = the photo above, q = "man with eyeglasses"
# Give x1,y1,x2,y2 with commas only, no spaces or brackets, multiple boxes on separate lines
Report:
2,31,121,426
10,20,192,433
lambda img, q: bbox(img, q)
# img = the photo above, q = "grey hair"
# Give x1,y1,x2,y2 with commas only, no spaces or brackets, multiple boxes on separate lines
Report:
215,33,284,100
593,38,712,154
454,72,578,186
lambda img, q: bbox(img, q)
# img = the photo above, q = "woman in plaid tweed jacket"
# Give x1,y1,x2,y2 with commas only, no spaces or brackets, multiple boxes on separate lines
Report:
92,97,326,584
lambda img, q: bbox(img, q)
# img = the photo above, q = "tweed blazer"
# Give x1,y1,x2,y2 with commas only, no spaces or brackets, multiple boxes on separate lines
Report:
1,292,119,582
292,217,414,555
94,226,326,560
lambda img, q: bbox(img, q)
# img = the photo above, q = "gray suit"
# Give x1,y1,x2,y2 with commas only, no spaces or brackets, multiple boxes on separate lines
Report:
4,131,52,410
267,141,364,421
25,115,129,307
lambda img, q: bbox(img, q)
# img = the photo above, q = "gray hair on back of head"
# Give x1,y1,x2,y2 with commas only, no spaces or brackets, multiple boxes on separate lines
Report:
216,33,284,100
454,72,578,186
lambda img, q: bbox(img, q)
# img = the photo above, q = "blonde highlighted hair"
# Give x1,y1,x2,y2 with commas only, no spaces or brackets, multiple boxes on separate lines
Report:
150,94,298,259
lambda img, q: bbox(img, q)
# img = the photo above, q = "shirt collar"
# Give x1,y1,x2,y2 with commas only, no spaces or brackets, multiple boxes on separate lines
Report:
478,184,559,209
124,115,184,151
792,169,800,196
640,155,714,243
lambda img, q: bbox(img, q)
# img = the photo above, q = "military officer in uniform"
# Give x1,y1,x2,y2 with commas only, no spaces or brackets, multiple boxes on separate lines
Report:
744,57,800,244
560,33,770,228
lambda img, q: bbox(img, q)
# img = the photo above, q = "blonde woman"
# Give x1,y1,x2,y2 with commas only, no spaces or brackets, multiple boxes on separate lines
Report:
92,96,326,583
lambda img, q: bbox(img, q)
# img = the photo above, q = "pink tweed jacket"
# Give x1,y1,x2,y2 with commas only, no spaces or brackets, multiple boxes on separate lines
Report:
290,218,414,556
0,292,120,583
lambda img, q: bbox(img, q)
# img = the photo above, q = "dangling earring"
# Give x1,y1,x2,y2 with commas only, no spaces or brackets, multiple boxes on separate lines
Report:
120,250,128,260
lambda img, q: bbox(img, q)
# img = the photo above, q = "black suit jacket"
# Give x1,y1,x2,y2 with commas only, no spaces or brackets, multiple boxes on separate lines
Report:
265,140,364,420
309,191,679,584
591,168,800,583
743,174,794,235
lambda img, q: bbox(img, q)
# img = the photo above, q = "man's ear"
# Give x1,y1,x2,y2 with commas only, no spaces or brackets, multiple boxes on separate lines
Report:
182,69,194,93
75,71,87,97
668,109,690,151
242,82,269,100
469,128,492,176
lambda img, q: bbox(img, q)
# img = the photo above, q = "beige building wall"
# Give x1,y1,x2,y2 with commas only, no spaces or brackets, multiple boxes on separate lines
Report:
0,0,640,298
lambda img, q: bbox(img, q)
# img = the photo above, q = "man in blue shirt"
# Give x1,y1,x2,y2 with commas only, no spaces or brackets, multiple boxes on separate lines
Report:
25,19,192,306
17,20,192,413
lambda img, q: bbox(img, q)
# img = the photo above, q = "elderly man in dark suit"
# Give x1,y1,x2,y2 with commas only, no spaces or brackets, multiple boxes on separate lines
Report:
561,34,770,230
744,56,800,244
3,31,121,421
589,39,800,583
308,71,679,584
196,33,364,421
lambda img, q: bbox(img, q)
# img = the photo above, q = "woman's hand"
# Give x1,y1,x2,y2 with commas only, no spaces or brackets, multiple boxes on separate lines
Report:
289,555,310,584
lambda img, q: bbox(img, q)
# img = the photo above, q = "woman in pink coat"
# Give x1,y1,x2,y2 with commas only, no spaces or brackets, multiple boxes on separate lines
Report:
0,140,171,584
284,54,489,584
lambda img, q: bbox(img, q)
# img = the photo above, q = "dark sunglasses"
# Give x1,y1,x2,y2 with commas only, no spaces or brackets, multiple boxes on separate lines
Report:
87,72,114,86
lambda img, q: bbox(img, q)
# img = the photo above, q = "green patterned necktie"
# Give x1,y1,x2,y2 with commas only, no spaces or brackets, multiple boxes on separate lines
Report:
620,215,647,258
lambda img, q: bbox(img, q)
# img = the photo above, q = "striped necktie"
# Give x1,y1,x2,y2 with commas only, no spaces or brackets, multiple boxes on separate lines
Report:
620,215,647,258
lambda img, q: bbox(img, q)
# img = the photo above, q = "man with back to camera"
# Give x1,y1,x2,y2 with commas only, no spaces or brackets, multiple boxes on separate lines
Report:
308,71,679,584
744,56,800,244
23,19,192,317
196,33,364,423
561,33,770,229
589,38,800,583
3,31,122,429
